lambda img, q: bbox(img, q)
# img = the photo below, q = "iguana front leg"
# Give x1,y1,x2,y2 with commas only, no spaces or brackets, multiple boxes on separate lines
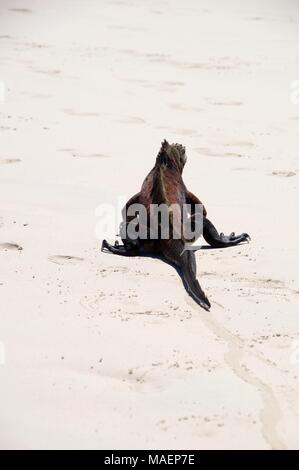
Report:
203,218,250,247
185,190,250,247
101,239,140,256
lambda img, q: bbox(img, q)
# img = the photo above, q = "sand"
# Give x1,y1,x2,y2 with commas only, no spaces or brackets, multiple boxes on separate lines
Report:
0,0,299,450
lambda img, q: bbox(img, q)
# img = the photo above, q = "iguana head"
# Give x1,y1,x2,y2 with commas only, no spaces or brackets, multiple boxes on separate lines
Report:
156,139,186,173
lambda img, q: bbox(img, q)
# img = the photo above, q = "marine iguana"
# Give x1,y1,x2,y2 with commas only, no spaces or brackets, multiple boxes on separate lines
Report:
102,140,250,310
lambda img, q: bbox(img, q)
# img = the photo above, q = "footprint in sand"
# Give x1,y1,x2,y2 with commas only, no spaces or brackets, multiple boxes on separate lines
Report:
233,167,257,172
224,141,254,148
168,103,202,113
48,255,84,265
32,93,51,99
271,171,296,178
57,149,110,159
63,109,100,117
9,8,33,14
108,25,146,32
194,148,246,158
0,158,21,164
114,116,145,124
21,91,51,99
155,126,196,136
0,243,22,251
36,69,61,76
209,100,243,106
73,152,110,159
98,266,129,277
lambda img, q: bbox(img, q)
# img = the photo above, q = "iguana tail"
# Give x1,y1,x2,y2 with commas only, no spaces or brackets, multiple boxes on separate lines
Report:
162,240,211,311
180,249,211,311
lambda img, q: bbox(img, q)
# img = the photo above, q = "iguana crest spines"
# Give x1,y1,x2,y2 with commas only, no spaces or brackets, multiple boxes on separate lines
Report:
156,139,186,173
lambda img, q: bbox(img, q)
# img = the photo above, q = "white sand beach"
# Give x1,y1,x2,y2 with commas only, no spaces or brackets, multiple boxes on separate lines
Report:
0,0,299,449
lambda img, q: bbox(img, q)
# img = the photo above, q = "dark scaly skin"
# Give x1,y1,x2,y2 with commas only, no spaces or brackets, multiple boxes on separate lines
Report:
102,140,250,310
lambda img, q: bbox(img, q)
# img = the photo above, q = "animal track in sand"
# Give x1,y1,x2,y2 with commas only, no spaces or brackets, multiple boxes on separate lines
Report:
20,91,51,99
124,79,183,94
34,69,78,80
203,271,298,300
248,16,263,21
80,292,106,313
114,116,145,124
48,255,84,265
0,158,21,164
0,242,22,251
63,109,100,117
162,56,254,72
97,266,129,277
157,413,227,433
155,82,184,93
209,100,243,106
108,0,133,5
108,25,146,32
162,81,184,87
117,49,172,65
236,276,285,288
168,103,203,113
155,126,197,136
194,148,247,158
57,149,110,159
229,275,299,299
223,141,254,148
23,42,50,49
232,167,257,172
80,288,193,322
73,152,109,159
127,310,170,318
9,8,33,14
126,356,219,391
80,289,139,317
271,171,296,178
251,332,299,347
36,69,61,76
